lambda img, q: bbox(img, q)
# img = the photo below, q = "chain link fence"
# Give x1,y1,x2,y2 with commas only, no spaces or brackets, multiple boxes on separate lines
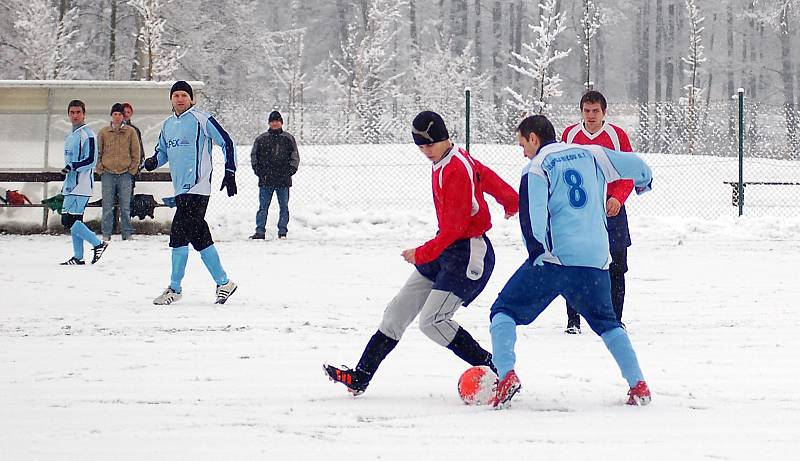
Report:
2,90,799,233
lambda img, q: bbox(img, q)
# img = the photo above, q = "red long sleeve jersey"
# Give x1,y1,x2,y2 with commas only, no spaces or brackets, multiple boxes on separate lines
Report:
414,147,519,265
562,122,635,204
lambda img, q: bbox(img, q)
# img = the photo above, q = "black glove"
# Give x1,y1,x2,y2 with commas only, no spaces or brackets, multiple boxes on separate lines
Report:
60,164,72,176
220,171,237,197
143,156,158,171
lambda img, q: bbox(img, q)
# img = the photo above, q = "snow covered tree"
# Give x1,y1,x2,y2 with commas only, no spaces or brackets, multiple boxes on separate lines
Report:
128,0,183,80
681,0,705,154
751,0,799,155
12,0,83,79
330,0,405,143
411,36,490,141
578,0,604,91
506,0,572,115
682,0,706,111
262,28,307,123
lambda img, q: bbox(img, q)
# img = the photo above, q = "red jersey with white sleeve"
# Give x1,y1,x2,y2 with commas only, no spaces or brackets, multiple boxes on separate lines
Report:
414,146,519,265
562,122,635,204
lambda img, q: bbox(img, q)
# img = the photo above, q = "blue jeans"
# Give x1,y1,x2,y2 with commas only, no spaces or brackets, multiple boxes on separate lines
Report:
101,172,133,238
255,186,289,236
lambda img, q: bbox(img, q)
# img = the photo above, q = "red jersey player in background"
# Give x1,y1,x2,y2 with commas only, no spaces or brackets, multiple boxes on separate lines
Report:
324,111,519,396
561,90,634,334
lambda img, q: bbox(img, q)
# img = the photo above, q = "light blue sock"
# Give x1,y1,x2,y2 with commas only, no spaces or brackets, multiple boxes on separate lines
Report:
490,313,518,380
601,327,645,387
199,245,228,286
72,221,101,248
170,246,189,292
71,229,84,260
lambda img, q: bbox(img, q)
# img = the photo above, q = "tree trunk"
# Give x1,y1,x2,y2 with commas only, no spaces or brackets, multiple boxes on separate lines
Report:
654,0,663,101
109,0,117,80
130,3,145,80
474,0,482,72
665,1,675,100
726,2,735,140
706,12,716,107
336,0,349,50
779,7,797,156
492,1,502,107
409,0,420,67
637,1,651,150
596,29,605,90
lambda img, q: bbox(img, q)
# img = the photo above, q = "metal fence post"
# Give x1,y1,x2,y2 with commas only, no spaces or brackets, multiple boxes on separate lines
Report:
465,87,471,152
737,88,745,217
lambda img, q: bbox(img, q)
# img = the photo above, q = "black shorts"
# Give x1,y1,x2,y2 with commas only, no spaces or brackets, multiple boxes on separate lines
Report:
169,194,213,251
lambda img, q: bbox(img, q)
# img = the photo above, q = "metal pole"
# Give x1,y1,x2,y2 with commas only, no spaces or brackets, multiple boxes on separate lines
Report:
737,88,744,217
465,87,471,152
42,88,54,230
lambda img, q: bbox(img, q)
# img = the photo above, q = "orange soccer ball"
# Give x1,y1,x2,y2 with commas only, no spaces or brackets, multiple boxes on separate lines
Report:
457,365,497,405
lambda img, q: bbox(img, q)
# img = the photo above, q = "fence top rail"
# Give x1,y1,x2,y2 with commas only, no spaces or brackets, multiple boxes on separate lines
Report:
723,181,800,186
0,80,205,90
0,169,171,182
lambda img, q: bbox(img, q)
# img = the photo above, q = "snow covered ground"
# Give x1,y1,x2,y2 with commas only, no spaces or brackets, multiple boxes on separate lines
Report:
1,214,799,460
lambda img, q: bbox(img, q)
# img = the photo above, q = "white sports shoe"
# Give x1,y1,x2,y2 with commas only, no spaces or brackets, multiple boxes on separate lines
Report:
215,280,237,304
153,287,182,305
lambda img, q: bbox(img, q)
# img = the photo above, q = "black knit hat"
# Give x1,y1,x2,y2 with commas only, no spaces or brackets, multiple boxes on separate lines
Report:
268,111,283,123
412,111,449,145
110,102,125,115
170,80,193,100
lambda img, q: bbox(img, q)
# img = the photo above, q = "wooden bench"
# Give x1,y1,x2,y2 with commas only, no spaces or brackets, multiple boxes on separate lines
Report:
723,181,800,206
0,169,172,227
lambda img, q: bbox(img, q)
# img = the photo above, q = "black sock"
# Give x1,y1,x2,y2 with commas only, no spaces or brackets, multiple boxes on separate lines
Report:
354,330,399,384
446,327,494,372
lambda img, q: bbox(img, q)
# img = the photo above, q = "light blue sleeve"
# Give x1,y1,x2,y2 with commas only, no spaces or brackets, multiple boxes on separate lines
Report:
599,147,653,194
206,116,237,172
153,129,169,168
527,170,550,251
72,130,96,172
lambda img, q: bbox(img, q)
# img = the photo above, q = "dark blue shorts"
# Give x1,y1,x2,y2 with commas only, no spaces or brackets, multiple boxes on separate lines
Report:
490,261,622,335
415,235,495,306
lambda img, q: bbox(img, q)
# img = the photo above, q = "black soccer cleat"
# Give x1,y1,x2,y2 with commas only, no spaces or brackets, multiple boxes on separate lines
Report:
60,257,85,266
323,364,368,396
91,241,108,264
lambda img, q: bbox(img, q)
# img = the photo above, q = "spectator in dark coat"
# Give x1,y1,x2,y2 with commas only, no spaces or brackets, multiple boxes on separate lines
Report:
250,111,299,239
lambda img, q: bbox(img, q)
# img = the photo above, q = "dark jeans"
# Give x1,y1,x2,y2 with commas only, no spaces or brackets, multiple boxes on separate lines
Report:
255,186,290,236
566,248,628,327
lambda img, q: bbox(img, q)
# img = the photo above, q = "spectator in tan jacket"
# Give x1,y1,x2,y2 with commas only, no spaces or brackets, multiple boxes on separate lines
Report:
97,103,140,241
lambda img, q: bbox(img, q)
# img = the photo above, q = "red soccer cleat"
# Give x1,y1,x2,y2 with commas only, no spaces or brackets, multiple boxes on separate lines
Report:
490,370,521,408
627,380,652,406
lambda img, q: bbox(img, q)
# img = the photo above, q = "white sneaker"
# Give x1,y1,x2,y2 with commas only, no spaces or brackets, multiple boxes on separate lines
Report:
215,280,237,304
154,287,182,305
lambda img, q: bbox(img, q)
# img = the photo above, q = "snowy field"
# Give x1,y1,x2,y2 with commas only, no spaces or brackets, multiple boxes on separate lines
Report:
2,214,800,460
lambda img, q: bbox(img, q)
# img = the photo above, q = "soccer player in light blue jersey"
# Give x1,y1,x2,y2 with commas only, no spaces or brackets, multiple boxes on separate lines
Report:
143,81,238,305
488,115,653,407
60,100,108,266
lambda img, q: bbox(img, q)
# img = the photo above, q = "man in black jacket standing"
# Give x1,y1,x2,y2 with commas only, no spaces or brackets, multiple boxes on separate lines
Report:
250,111,300,239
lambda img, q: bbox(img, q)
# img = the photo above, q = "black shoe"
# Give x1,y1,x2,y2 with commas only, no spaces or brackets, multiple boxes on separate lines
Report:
249,233,265,240
91,241,108,264
564,320,581,334
60,257,85,265
278,234,287,240
323,364,369,396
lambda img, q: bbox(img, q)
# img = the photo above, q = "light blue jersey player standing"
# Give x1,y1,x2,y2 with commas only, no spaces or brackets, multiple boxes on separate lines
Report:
489,115,653,407
60,100,108,265
143,81,238,305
